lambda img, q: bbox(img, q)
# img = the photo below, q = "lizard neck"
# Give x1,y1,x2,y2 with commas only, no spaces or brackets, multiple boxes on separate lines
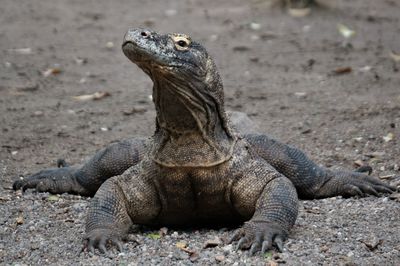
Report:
150,76,236,167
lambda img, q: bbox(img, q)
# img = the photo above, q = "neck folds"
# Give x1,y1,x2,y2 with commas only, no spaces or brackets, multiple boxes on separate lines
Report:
150,80,236,167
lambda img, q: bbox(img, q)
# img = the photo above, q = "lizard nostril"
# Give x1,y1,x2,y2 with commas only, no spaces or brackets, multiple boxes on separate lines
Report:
141,31,149,37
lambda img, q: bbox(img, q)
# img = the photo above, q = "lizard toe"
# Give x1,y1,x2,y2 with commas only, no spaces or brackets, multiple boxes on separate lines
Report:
355,165,373,175
84,229,124,254
355,173,396,192
57,158,70,168
230,221,288,255
274,235,284,252
249,235,263,255
227,228,244,244
342,184,364,197
354,182,379,196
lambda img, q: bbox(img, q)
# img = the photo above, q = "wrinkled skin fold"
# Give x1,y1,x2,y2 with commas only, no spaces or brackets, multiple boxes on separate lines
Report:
13,28,396,255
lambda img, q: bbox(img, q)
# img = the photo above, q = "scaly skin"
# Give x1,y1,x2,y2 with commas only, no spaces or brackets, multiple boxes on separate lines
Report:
13,29,395,255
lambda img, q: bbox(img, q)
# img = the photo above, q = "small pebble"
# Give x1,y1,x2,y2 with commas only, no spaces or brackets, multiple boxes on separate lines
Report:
106,42,114,49
165,9,177,17
249,22,261,31
215,255,225,262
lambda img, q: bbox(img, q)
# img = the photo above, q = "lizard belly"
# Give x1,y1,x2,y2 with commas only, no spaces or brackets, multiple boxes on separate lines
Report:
153,166,242,225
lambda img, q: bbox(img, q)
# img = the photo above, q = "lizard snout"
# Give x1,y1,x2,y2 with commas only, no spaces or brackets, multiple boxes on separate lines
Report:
123,28,153,46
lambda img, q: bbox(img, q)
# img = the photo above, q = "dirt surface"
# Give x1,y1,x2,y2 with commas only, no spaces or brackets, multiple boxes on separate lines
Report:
1,0,400,265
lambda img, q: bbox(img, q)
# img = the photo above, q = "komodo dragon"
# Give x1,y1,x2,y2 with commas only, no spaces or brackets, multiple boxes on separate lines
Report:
13,29,395,255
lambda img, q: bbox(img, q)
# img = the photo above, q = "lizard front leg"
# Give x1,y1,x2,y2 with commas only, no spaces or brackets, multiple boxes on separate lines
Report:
85,178,132,253
13,138,147,196
245,134,395,199
230,172,299,254
85,164,161,253
84,166,160,253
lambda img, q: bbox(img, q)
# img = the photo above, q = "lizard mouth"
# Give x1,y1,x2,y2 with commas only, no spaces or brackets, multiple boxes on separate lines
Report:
122,38,198,77
122,41,183,74
122,41,150,64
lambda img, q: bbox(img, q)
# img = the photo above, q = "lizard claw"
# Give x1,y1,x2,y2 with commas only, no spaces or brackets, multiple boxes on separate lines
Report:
339,171,396,197
13,167,74,194
84,229,124,254
354,165,373,175
320,170,397,198
229,221,287,255
12,166,89,195
57,158,70,168
227,228,244,244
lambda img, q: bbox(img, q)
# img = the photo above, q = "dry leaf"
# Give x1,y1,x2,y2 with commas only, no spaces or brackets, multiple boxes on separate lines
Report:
365,151,385,158
305,207,322,214
320,245,329,252
215,255,225,262
294,92,307,98
359,66,372,72
189,252,200,262
360,239,383,251
122,106,147,115
389,50,400,62
379,174,395,180
233,46,251,52
176,241,197,256
288,8,311,17
8,48,33,55
180,247,195,254
16,216,24,225
159,227,168,237
333,67,352,75
203,237,222,248
43,68,62,77
73,92,110,101
176,241,187,249
383,133,394,142
165,9,177,17
354,160,364,167
146,233,161,240
266,260,278,266
47,195,59,201
389,193,400,202
0,196,11,202
105,41,114,49
337,23,355,39
249,22,261,31
74,57,88,65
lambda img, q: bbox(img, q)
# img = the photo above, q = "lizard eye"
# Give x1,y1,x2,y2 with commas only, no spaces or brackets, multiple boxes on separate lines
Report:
172,35,191,51
177,40,188,48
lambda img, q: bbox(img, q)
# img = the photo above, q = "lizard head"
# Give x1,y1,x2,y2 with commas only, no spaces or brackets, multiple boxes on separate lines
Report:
122,29,235,166
122,29,216,82
122,29,233,138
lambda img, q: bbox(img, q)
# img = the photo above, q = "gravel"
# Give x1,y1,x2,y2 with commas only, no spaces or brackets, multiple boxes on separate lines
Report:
1,190,399,265
1,0,400,264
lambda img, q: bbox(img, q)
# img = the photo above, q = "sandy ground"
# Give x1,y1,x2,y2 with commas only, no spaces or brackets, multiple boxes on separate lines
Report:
1,0,400,265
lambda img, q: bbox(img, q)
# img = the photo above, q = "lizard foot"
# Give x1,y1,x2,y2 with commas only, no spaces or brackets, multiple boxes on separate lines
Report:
83,229,124,254
330,171,396,198
228,221,287,255
12,165,87,195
